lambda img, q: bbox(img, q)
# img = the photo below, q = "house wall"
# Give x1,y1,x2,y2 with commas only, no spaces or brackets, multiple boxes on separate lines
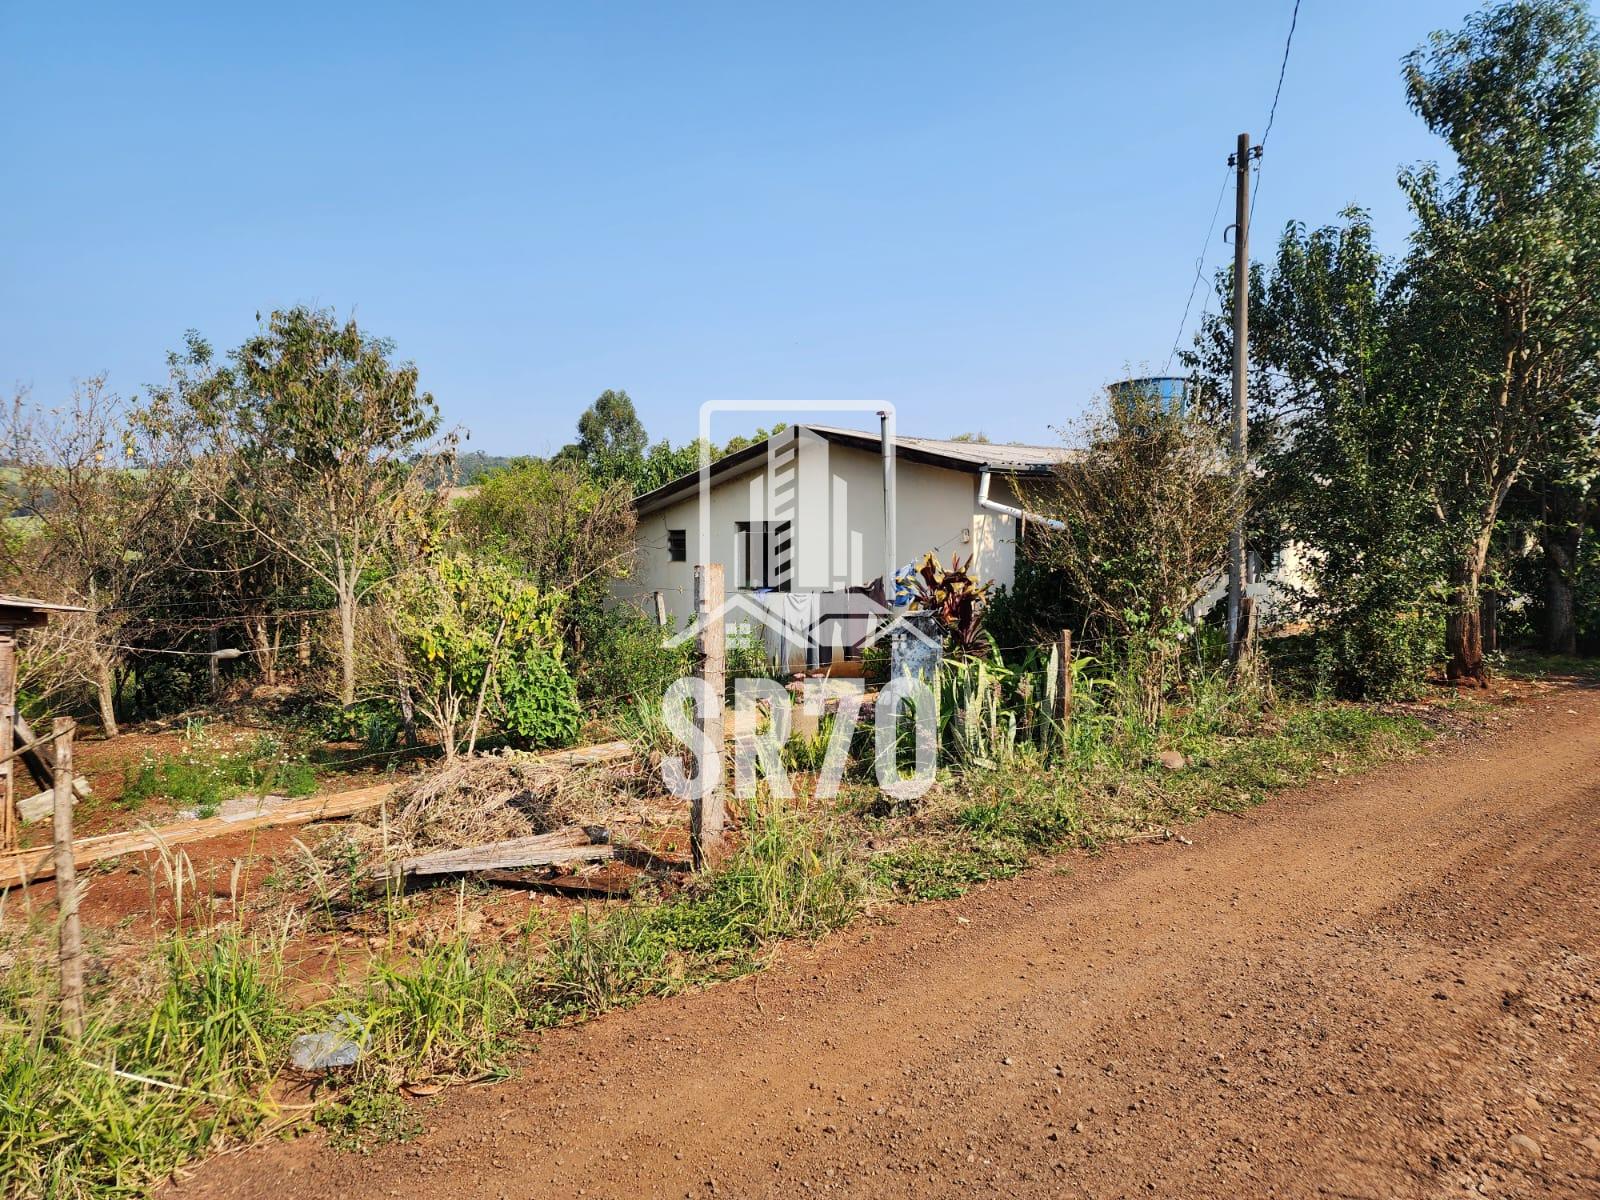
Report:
620,435,1029,637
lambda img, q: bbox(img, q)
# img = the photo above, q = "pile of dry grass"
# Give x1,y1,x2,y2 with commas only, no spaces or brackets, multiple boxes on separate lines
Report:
376,754,583,855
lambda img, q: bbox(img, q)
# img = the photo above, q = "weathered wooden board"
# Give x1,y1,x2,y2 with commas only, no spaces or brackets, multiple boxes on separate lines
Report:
377,826,614,881
0,738,635,891
0,782,398,890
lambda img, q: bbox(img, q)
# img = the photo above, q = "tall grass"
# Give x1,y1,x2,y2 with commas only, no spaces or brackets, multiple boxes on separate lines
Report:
536,794,863,1016
0,929,290,1198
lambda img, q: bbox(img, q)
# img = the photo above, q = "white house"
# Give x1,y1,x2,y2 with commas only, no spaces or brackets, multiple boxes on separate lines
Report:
620,423,1067,670
618,421,1303,670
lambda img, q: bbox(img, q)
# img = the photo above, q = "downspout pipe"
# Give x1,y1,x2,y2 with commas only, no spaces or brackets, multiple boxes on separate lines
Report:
977,467,1065,532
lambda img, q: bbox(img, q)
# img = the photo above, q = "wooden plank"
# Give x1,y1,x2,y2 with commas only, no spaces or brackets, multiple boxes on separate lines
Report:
0,737,635,891
9,714,89,798
378,826,612,881
0,782,399,890
478,868,636,898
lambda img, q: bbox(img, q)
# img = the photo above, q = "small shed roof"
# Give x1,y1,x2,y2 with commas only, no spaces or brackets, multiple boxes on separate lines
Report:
0,595,87,630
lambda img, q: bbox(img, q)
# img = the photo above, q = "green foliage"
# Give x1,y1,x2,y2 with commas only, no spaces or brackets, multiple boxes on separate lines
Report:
159,307,455,706
453,457,636,610
725,628,775,680
938,654,1018,769
535,797,862,1014
313,1077,423,1154
0,930,290,1198
571,603,691,712
495,650,581,748
123,730,317,816
554,389,650,482
345,935,521,1082
320,698,405,752
1311,609,1443,701
1244,213,1450,698
907,552,994,656
385,554,569,755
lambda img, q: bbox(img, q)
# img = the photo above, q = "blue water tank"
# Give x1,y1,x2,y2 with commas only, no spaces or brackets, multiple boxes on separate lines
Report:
1108,376,1190,416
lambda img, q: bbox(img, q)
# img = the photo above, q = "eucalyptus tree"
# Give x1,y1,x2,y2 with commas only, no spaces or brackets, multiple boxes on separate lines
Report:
1397,0,1600,681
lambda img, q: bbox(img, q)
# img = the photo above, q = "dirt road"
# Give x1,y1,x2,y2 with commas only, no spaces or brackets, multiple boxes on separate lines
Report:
187,686,1600,1199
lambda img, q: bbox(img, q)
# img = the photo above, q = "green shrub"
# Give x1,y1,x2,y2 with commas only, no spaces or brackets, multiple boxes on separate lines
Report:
320,699,404,751
496,650,581,748
1311,609,1442,700
570,602,691,712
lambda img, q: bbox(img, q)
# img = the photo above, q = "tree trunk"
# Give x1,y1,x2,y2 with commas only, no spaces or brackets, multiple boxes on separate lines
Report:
1540,485,1581,657
337,590,357,708
247,614,278,685
1445,560,1489,687
93,654,120,738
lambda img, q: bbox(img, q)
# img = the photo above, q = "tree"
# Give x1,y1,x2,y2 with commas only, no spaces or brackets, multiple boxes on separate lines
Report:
1019,391,1242,721
1397,0,1600,681
380,554,575,758
556,389,648,482
169,309,455,706
2,379,193,734
1246,213,1448,697
453,458,637,645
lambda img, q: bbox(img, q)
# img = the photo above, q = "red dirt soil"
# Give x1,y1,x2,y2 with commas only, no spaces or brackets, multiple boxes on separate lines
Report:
181,684,1600,1199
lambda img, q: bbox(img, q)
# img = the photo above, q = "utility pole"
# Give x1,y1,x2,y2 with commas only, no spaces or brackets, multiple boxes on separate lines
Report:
1228,132,1255,660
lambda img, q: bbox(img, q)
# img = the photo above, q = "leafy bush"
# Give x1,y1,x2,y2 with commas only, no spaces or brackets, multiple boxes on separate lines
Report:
320,698,405,751
1311,608,1442,701
382,554,568,757
495,649,581,748
571,601,692,711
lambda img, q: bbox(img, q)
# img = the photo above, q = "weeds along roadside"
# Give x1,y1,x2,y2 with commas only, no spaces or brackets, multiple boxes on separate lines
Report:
0,655,1444,1197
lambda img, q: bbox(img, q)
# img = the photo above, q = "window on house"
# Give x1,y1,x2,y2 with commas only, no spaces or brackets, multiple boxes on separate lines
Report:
667,529,686,562
735,520,792,590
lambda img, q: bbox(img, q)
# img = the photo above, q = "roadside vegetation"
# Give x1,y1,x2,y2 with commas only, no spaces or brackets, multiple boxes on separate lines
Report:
2,2,1600,1198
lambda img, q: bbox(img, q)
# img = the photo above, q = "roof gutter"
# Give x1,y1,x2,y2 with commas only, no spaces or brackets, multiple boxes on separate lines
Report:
977,467,1065,532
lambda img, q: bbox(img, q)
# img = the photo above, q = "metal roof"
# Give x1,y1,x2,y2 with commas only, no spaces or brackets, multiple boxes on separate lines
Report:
634,424,1071,515
804,425,1072,470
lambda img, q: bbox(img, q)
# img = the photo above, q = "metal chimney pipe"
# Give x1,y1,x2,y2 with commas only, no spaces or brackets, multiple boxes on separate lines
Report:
879,409,897,606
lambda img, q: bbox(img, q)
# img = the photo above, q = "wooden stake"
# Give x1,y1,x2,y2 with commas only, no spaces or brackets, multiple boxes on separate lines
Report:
52,718,84,1039
1057,629,1074,726
1233,596,1258,667
0,632,15,851
653,590,668,627
692,563,726,870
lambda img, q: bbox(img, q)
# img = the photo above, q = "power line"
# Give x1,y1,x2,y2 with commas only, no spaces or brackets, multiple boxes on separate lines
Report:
1164,163,1234,374
1259,0,1302,153
1251,0,1302,223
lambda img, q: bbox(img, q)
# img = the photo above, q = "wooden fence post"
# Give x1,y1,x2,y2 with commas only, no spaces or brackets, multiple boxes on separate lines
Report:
0,631,15,851
692,564,726,869
52,718,84,1039
1057,629,1074,728
1234,596,1258,666
653,590,668,628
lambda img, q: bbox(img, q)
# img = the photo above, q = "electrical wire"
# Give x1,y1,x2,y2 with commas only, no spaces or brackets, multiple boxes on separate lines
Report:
1259,0,1302,153
1169,0,1302,372
1163,163,1234,375
1251,0,1302,223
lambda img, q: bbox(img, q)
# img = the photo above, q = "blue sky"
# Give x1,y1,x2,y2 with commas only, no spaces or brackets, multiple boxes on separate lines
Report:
2,1,1485,453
